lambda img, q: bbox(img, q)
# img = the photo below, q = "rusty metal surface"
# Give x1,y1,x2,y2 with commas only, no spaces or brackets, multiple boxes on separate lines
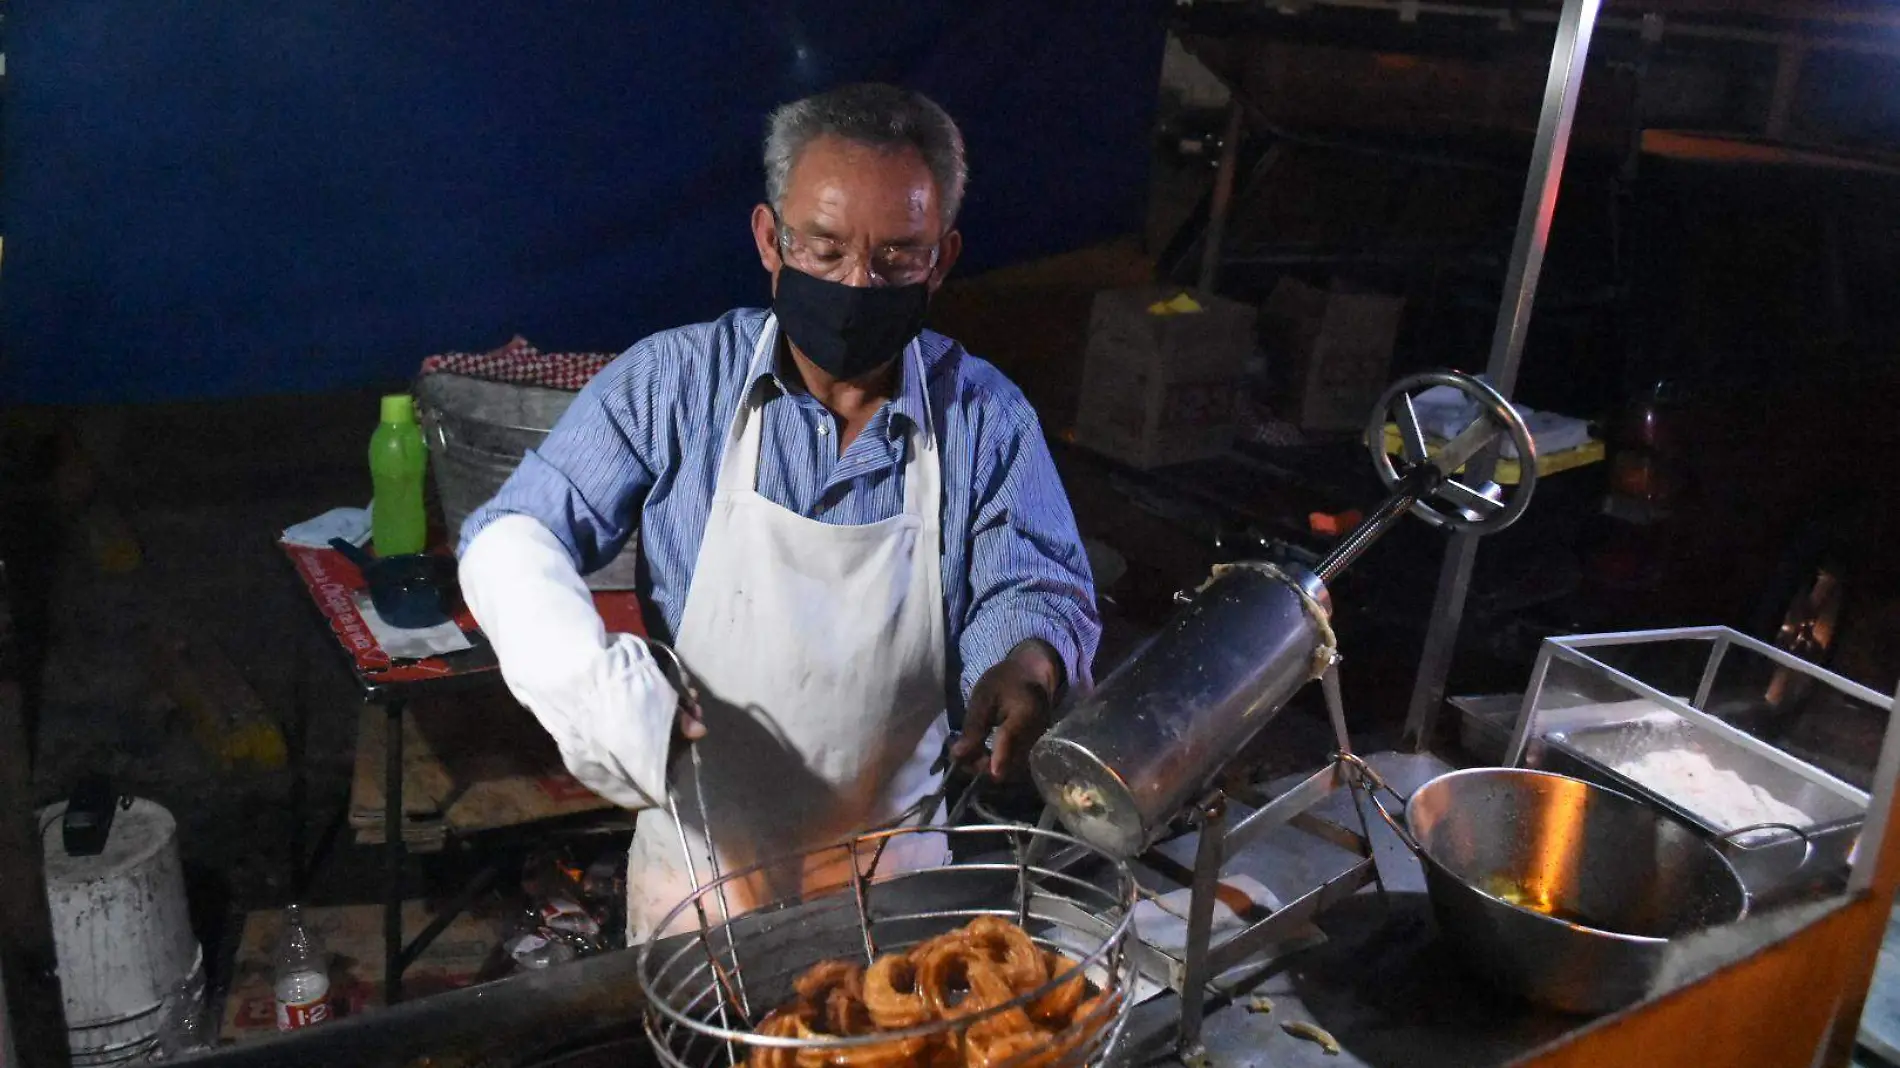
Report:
177,755,1578,1068
180,945,651,1068
179,752,1838,1068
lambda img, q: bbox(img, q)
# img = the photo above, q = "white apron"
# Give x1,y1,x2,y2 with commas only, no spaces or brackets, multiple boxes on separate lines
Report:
626,318,951,944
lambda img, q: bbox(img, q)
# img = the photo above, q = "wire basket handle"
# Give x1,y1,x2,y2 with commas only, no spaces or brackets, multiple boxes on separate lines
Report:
848,733,988,959
650,639,754,1032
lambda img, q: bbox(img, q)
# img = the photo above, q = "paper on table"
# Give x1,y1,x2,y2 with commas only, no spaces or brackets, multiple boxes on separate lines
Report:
351,591,473,660
1040,873,1324,1007
1039,924,1167,1007
1409,383,1592,459
282,505,372,549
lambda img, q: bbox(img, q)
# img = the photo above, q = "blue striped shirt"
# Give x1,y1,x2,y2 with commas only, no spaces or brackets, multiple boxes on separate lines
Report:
459,308,1100,718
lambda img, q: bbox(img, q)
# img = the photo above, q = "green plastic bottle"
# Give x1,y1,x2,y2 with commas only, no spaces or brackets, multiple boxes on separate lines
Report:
369,394,428,556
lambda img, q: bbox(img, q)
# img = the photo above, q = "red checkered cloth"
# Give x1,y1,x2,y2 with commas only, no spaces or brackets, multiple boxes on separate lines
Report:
418,336,618,392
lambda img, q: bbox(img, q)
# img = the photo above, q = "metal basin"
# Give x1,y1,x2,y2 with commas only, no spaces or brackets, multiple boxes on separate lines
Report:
1390,767,1748,1015
415,371,639,590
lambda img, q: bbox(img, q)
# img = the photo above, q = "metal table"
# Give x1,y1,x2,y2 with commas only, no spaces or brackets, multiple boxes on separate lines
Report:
1856,904,1900,1065
281,540,646,1006
178,751,1619,1068
1115,751,1583,1068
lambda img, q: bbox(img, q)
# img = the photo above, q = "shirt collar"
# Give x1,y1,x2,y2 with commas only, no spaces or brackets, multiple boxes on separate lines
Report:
752,313,928,439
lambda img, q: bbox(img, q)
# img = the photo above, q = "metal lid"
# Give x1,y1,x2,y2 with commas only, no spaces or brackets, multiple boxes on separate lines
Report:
380,393,417,425
1031,737,1146,858
39,798,178,885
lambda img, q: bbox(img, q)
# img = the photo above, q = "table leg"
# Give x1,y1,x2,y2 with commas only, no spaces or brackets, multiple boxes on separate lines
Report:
298,799,349,900
289,635,307,895
1177,798,1227,1058
397,863,502,976
384,697,405,1007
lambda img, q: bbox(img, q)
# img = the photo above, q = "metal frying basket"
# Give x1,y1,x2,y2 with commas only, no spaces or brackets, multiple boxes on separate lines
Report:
637,823,1140,1068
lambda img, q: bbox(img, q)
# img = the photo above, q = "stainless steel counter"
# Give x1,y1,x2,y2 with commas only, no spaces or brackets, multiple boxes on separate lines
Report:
1114,751,1582,1068
181,750,1815,1068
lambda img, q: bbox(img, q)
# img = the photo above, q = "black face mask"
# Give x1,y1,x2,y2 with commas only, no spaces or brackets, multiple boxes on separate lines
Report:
773,263,929,380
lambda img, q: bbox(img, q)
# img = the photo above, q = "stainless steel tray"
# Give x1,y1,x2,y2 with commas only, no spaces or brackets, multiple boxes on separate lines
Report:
1549,717,1864,831
1504,626,1892,902
1543,717,1863,900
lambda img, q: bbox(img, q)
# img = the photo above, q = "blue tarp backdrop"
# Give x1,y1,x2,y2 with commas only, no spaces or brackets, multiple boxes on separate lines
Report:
1,3,1165,404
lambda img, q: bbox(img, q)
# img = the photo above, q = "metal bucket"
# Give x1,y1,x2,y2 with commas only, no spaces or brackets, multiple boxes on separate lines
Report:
41,798,203,1064
1366,767,1749,1015
414,372,639,590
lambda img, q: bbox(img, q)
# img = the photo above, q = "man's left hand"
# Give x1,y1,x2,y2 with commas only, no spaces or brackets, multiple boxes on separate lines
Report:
953,640,1064,781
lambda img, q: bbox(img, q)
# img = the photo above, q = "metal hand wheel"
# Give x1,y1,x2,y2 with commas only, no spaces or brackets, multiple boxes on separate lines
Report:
1366,370,1539,532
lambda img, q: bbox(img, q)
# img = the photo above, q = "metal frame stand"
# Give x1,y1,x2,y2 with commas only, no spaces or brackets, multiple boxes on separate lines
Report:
374,697,517,1005
1135,662,1386,1059
1402,0,1604,750
0,561,66,1066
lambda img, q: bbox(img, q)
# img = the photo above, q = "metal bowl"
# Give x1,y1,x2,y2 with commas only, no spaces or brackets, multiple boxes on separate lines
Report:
1386,767,1748,1015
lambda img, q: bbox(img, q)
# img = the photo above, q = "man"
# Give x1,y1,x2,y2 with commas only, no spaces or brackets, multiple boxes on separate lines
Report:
458,83,1099,943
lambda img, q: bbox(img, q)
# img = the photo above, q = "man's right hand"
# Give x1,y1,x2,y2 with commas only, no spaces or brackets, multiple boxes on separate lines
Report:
676,693,707,744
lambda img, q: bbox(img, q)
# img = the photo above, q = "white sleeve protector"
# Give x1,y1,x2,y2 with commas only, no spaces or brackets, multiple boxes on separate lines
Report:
458,514,674,810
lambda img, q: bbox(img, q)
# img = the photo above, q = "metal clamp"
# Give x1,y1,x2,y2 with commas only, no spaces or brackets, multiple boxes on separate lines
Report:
1366,370,1540,532
1339,754,1427,857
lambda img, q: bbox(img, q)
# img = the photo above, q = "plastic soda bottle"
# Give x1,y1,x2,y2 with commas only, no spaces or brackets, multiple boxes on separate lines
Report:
369,394,428,556
273,904,333,1032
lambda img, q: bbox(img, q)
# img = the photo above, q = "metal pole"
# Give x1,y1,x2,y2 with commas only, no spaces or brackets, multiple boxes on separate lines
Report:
1845,675,1900,896
1,961,14,1068
1401,0,1602,749
1197,100,1246,292
0,561,70,1068
1765,42,1807,141
384,698,406,1005
1248,0,1900,60
1176,795,1227,1057
1823,675,1900,1060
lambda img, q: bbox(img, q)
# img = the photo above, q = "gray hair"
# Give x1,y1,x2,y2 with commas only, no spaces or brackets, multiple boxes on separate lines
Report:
764,83,968,226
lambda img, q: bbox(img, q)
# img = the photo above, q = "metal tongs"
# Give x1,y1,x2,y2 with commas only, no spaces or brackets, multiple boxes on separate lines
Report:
643,644,987,1039
647,641,753,1034
918,732,989,828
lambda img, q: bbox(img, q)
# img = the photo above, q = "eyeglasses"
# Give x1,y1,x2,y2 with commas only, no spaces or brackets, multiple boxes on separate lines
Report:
773,213,941,287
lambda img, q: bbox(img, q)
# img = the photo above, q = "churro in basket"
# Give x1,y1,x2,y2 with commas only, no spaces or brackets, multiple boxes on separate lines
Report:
638,823,1138,1068
749,918,1115,1068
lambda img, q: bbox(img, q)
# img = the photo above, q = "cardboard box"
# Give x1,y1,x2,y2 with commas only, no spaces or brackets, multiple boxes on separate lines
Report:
1073,287,1256,469
1262,277,1404,431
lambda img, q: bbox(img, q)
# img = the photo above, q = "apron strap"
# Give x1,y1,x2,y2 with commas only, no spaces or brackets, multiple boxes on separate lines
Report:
713,321,781,497
899,339,935,521
718,321,939,523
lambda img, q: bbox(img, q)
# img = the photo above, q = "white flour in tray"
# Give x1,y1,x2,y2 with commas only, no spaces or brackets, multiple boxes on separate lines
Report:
1613,747,1811,834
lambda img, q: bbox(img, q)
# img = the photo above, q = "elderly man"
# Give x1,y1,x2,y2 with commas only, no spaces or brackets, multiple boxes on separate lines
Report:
457,83,1099,942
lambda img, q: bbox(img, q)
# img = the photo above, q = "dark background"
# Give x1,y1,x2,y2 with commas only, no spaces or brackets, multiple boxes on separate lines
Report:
0,1,1167,404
